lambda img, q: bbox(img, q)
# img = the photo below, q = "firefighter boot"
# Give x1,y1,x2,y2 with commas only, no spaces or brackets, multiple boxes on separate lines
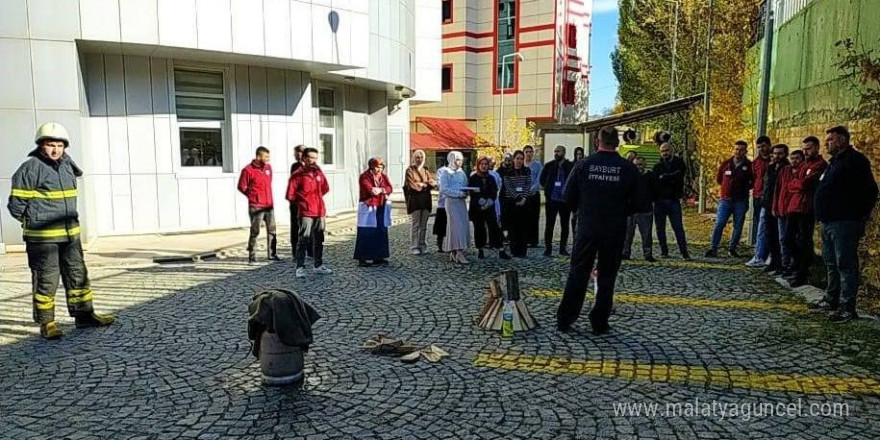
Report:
40,321,62,339
75,312,116,329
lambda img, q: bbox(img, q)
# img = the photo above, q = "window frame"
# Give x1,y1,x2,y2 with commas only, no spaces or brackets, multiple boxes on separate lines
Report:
493,0,519,95
312,82,344,169
442,0,453,24
441,64,453,92
169,62,234,176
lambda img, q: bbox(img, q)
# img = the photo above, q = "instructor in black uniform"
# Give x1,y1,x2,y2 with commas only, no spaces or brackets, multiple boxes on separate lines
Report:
556,126,638,335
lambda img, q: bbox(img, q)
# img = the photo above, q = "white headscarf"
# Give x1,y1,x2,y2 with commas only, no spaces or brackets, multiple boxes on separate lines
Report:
411,149,426,170
447,151,463,171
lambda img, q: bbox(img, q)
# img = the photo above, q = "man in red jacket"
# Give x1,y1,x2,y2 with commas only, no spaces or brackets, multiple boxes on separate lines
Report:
707,141,754,258
286,147,332,278
780,137,828,286
238,146,278,264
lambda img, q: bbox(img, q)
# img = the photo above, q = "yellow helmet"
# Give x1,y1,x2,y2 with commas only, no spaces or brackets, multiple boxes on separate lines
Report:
34,122,70,147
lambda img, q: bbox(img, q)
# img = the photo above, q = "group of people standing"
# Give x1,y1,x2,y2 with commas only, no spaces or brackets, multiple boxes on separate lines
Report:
705,126,878,322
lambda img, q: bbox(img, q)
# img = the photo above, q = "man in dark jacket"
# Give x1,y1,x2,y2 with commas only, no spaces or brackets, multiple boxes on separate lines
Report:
623,157,656,262
557,126,638,335
539,145,574,257
746,135,773,267
238,146,278,264
808,126,879,323
761,144,790,274
707,141,754,258
652,142,692,260
7,122,116,339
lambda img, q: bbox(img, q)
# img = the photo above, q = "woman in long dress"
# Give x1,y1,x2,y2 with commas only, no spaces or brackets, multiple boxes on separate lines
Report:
354,157,393,266
499,150,532,258
439,151,472,264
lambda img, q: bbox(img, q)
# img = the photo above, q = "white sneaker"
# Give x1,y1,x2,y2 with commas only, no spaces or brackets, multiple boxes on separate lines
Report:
411,249,422,255
296,267,307,278
313,265,333,275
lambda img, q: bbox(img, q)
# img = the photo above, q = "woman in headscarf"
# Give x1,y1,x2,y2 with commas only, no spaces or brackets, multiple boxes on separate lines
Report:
468,156,510,260
404,149,437,255
499,150,532,258
439,151,472,263
354,157,393,266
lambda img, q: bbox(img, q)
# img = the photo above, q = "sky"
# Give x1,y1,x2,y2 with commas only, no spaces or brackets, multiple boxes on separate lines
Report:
588,0,620,116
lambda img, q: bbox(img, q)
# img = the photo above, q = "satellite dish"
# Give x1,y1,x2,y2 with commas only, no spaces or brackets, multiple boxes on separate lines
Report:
623,129,637,143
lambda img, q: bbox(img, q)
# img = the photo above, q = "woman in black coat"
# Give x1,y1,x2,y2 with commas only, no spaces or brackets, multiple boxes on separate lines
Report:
469,157,510,259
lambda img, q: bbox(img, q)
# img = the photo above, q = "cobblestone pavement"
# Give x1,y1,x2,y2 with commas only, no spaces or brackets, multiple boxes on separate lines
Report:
2,217,880,440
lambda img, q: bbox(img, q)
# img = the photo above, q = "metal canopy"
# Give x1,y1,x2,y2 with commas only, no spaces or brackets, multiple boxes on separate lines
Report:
578,94,705,132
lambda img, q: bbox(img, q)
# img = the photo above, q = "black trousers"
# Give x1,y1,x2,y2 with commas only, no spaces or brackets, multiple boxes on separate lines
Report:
557,230,626,330
433,208,447,249
544,200,571,252
526,194,541,246
26,238,94,324
784,212,816,281
472,209,503,249
248,207,277,258
506,206,530,257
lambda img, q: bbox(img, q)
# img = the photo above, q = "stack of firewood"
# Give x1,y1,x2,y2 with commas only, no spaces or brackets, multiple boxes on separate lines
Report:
477,270,538,331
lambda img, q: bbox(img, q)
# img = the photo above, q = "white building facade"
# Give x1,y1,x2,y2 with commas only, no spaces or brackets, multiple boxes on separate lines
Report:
0,0,441,251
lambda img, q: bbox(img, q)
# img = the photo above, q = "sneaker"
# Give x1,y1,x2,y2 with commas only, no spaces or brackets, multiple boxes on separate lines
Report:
728,249,741,258
40,321,62,339
704,249,718,258
374,259,389,266
296,267,307,278
75,312,116,329
763,265,782,274
681,252,693,261
556,323,573,334
788,279,807,288
358,260,372,267
411,249,422,256
313,265,333,275
807,299,838,313
745,258,764,267
660,253,671,259
268,255,282,261
645,256,657,263
829,311,858,323
248,256,257,265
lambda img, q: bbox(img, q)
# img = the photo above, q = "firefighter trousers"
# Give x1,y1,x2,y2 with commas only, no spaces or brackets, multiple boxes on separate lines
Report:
26,238,94,324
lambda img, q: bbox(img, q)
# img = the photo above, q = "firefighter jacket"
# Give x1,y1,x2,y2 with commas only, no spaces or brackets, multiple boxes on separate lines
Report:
7,149,83,243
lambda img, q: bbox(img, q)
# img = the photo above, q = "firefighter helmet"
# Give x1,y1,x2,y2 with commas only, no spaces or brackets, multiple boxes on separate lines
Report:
34,122,70,147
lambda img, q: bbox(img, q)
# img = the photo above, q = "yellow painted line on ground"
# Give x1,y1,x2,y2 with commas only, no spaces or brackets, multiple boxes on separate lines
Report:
473,352,880,396
622,259,748,271
527,289,806,313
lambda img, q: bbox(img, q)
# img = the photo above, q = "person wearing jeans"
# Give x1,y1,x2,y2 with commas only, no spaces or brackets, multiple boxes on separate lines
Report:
809,126,878,322
746,136,772,267
286,147,333,278
623,157,656,262
652,142,691,260
707,141,754,258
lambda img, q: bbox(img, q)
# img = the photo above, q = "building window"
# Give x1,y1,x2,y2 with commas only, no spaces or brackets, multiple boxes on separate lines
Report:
562,79,576,105
442,65,453,92
315,86,341,166
567,23,577,48
496,0,517,91
174,69,226,167
442,0,453,23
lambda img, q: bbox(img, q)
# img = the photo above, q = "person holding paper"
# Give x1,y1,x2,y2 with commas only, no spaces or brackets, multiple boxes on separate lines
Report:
439,151,472,264
469,156,510,260
354,157,394,267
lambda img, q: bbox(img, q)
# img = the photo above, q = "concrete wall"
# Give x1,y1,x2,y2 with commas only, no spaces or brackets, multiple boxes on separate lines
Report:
760,0,879,145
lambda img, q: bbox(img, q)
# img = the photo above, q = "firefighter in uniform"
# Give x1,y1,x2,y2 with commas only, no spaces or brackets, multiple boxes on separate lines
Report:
556,126,638,335
7,122,116,339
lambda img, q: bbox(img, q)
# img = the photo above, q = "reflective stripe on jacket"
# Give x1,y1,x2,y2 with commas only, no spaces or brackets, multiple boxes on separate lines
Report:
7,149,82,243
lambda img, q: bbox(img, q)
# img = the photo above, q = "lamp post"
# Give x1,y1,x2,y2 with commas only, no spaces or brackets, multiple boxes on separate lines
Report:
498,52,524,147
698,0,715,214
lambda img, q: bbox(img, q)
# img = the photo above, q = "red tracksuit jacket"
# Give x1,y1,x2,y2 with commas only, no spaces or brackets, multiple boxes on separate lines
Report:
286,166,330,218
238,161,274,209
